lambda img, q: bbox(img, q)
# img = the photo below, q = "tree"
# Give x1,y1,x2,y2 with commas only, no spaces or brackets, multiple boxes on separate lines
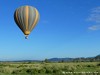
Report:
44,59,49,63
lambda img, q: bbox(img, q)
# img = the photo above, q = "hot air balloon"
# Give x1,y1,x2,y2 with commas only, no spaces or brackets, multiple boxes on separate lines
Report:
14,5,40,39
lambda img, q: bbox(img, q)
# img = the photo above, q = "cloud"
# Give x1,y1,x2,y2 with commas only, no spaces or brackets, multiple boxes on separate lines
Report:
88,14,100,23
87,7,100,31
87,7,100,23
88,25,100,30
91,7,100,13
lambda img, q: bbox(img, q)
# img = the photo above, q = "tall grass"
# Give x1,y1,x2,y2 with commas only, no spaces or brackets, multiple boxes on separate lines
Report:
0,62,99,74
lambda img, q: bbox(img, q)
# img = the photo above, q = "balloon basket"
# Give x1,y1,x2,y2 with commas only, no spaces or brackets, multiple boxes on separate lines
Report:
25,35,28,39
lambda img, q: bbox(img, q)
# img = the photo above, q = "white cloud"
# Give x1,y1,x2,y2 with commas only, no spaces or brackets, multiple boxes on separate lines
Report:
87,7,100,31
88,25,100,30
88,14,100,23
91,7,100,13
87,7,100,23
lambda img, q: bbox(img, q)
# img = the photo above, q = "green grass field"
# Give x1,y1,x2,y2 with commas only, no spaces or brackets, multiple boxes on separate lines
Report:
0,62,99,75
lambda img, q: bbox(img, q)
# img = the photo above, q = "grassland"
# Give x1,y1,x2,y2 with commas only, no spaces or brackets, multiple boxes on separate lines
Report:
0,62,99,75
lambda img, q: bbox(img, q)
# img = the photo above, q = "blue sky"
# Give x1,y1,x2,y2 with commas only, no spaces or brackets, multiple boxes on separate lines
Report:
0,0,100,60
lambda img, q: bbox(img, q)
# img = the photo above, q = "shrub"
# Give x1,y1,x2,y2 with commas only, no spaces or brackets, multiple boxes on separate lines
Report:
12,69,22,74
52,66,62,74
62,65,76,72
87,65,91,67
38,68,46,74
44,67,53,74
97,63,100,66
12,68,28,74
26,68,38,74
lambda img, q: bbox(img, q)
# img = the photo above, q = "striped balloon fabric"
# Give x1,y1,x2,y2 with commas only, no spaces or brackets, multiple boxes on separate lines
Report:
14,5,40,39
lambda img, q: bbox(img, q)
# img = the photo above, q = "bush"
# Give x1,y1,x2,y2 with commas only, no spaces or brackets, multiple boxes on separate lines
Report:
38,68,46,74
52,66,62,74
62,65,76,72
26,68,38,74
12,69,22,74
12,68,28,74
0,68,13,74
87,65,91,67
44,67,53,74
97,63,100,66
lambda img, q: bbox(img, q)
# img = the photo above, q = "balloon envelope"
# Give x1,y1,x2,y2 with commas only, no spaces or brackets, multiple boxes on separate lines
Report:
14,5,40,38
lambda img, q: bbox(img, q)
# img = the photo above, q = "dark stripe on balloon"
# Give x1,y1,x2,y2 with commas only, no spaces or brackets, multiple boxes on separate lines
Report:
15,9,24,33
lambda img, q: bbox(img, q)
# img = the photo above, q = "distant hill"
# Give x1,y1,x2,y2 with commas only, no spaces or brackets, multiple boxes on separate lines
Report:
0,54,100,62
47,54,100,62
48,58,73,62
95,54,100,58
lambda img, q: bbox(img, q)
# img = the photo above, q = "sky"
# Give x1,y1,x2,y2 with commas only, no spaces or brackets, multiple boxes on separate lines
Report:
0,0,100,60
